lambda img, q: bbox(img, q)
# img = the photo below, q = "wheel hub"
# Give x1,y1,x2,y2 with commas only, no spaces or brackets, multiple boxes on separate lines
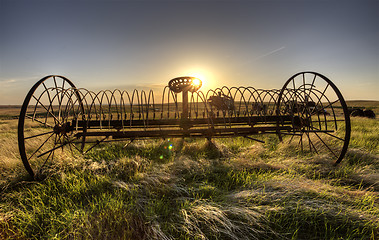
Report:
53,122,71,135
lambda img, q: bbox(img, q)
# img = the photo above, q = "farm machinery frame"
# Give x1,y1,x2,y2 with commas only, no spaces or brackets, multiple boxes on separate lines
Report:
18,72,351,179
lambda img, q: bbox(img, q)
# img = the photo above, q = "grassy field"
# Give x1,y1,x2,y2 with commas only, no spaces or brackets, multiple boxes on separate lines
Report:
0,102,378,239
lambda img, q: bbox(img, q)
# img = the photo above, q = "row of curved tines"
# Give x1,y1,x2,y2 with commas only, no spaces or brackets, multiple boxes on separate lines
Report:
67,86,289,128
34,85,334,129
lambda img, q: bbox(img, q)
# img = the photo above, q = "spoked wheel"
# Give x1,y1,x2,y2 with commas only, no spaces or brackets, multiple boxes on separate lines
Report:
18,75,86,179
277,72,351,164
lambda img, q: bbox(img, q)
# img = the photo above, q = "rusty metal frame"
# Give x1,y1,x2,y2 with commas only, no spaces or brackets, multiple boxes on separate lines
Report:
18,73,351,179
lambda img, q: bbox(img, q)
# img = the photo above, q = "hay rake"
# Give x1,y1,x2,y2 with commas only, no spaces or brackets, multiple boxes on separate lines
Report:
18,72,351,179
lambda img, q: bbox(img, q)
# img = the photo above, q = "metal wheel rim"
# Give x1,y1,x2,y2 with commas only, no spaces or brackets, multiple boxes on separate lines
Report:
18,75,86,179
276,72,351,164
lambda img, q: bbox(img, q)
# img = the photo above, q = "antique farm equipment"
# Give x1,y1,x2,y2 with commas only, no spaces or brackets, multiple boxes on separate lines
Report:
18,72,351,179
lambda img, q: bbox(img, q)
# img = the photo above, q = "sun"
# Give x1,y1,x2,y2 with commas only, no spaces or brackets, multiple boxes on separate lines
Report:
187,72,207,88
191,78,201,87
182,68,214,90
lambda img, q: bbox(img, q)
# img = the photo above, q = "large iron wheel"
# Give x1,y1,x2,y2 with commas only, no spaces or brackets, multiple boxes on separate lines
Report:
277,72,351,164
18,75,86,179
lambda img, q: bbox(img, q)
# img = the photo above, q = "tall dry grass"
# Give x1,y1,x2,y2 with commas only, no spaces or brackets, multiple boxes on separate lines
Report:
0,115,378,239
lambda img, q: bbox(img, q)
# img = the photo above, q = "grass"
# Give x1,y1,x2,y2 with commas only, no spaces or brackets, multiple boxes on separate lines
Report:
0,107,378,239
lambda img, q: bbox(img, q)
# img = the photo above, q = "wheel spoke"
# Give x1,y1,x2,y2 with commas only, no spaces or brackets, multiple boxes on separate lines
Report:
37,139,68,158
24,130,55,140
313,131,339,158
305,131,312,153
32,95,60,124
25,115,54,128
320,99,340,111
305,131,318,154
64,135,82,152
309,125,345,141
37,134,58,176
313,83,329,110
27,132,55,161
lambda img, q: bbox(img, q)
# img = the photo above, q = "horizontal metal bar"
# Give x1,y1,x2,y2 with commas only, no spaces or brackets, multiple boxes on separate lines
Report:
76,126,292,139
76,115,293,129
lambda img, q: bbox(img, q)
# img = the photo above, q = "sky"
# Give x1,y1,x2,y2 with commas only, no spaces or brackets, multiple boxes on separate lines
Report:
0,0,378,104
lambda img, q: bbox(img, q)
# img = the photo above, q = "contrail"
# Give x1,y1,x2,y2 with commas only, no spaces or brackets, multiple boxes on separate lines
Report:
255,46,285,61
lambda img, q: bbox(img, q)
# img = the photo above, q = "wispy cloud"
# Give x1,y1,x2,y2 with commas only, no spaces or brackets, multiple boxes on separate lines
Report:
0,79,16,84
0,76,39,84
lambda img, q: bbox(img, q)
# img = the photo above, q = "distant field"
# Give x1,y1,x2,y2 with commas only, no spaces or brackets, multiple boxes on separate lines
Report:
0,105,21,119
346,100,379,112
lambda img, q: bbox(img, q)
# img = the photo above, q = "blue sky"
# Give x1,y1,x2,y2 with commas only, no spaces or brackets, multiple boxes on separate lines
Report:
1,0,378,104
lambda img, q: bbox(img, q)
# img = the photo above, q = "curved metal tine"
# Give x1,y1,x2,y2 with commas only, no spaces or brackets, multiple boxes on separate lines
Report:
238,87,253,119
106,91,113,127
53,76,63,121
124,90,132,126
309,87,339,131
305,88,324,130
160,86,167,120
131,89,140,121
48,87,70,124
63,88,78,118
148,90,155,120
212,88,229,127
195,90,213,127
85,89,102,122
302,73,307,112
296,87,315,130
229,87,247,118
41,82,57,125
261,90,278,118
140,90,147,127
99,90,111,128
110,90,120,121
171,90,179,118
306,89,328,132
245,87,259,116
